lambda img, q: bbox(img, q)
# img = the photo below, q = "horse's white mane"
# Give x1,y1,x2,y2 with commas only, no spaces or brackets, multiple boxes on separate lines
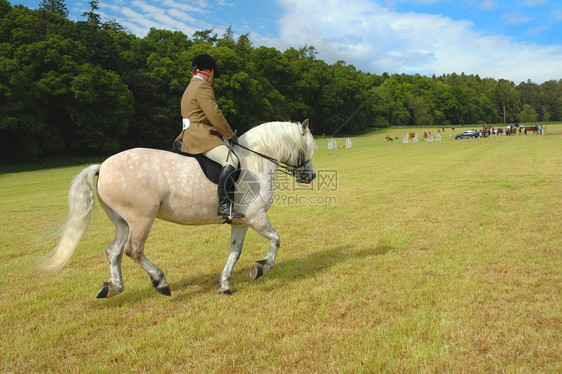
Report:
237,121,314,171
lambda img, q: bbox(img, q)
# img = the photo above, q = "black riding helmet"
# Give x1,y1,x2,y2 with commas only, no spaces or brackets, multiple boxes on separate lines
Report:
191,54,220,77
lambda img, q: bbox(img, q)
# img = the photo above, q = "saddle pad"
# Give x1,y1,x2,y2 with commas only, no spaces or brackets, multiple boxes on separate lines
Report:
172,146,240,184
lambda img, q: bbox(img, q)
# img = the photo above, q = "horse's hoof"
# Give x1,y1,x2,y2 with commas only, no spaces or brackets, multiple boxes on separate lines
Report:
157,286,171,296
150,277,159,288
217,287,232,296
96,286,110,299
250,263,264,280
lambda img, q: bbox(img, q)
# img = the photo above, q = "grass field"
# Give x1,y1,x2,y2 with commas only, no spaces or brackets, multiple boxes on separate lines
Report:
1,125,560,373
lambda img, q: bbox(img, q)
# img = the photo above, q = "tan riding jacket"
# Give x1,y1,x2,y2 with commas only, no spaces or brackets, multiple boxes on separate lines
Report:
178,77,235,154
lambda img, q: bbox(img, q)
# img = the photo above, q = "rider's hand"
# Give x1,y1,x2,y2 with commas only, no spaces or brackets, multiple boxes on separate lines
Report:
229,134,239,145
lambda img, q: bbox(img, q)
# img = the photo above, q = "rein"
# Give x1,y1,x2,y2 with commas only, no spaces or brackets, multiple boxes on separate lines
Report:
234,143,309,176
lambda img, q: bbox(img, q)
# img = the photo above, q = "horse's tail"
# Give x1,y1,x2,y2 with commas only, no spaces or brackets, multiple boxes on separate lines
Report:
37,164,100,274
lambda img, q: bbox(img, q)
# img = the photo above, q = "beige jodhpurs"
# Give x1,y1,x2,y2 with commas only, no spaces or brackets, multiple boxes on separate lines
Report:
203,144,239,168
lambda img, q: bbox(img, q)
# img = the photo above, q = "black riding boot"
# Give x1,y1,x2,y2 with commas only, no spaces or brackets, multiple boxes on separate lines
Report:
217,165,244,218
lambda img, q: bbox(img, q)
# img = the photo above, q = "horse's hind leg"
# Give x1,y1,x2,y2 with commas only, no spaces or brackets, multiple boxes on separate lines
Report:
124,217,170,296
97,203,128,298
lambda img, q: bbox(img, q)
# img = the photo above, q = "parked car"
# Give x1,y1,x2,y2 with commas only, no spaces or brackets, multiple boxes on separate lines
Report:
455,130,480,139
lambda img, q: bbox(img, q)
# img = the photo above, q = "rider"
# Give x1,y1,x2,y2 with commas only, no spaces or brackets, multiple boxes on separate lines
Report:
177,54,244,219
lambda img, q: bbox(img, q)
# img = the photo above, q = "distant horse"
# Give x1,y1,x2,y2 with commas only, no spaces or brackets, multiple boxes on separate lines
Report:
385,135,393,142
38,120,316,297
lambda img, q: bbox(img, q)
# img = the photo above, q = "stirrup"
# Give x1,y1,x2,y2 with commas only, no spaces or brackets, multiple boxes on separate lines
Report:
218,203,244,219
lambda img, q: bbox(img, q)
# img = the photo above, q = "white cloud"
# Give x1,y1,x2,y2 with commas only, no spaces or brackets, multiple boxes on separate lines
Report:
523,0,546,6
501,12,531,25
526,26,547,35
216,0,235,6
130,0,193,30
99,0,212,36
260,0,562,83
132,0,166,14
159,0,208,14
120,7,157,29
408,0,441,4
167,8,200,25
479,0,497,10
551,9,562,21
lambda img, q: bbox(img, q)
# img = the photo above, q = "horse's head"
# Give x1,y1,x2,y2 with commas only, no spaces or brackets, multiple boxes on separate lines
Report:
291,119,316,184
237,119,316,183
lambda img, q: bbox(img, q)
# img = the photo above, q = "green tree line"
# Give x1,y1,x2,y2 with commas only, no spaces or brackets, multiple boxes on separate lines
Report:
1,0,561,159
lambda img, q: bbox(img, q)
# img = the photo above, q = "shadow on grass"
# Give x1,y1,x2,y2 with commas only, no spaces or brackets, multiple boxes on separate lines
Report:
94,244,392,307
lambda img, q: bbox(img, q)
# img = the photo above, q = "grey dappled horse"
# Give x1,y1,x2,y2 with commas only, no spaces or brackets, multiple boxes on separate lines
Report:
38,120,316,297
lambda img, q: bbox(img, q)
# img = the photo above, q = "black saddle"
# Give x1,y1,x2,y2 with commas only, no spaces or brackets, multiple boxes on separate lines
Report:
172,141,240,184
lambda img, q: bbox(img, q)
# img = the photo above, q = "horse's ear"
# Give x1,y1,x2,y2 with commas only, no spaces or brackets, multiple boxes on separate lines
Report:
302,118,310,134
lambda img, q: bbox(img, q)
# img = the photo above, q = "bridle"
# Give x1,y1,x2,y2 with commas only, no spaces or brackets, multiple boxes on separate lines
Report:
234,143,310,177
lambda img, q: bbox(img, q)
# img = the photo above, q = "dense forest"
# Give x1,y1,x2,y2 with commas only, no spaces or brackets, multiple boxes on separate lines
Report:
1,0,561,159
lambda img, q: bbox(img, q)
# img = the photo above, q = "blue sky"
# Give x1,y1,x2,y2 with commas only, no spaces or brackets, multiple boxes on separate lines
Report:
10,0,562,83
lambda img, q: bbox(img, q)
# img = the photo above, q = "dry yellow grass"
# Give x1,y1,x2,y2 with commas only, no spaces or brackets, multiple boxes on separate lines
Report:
1,125,560,372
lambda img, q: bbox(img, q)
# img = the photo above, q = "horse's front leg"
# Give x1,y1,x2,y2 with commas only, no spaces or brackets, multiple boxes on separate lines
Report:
248,214,280,280
217,225,249,295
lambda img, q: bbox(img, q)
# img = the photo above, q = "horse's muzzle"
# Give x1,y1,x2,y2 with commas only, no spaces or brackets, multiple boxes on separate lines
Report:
296,170,316,184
